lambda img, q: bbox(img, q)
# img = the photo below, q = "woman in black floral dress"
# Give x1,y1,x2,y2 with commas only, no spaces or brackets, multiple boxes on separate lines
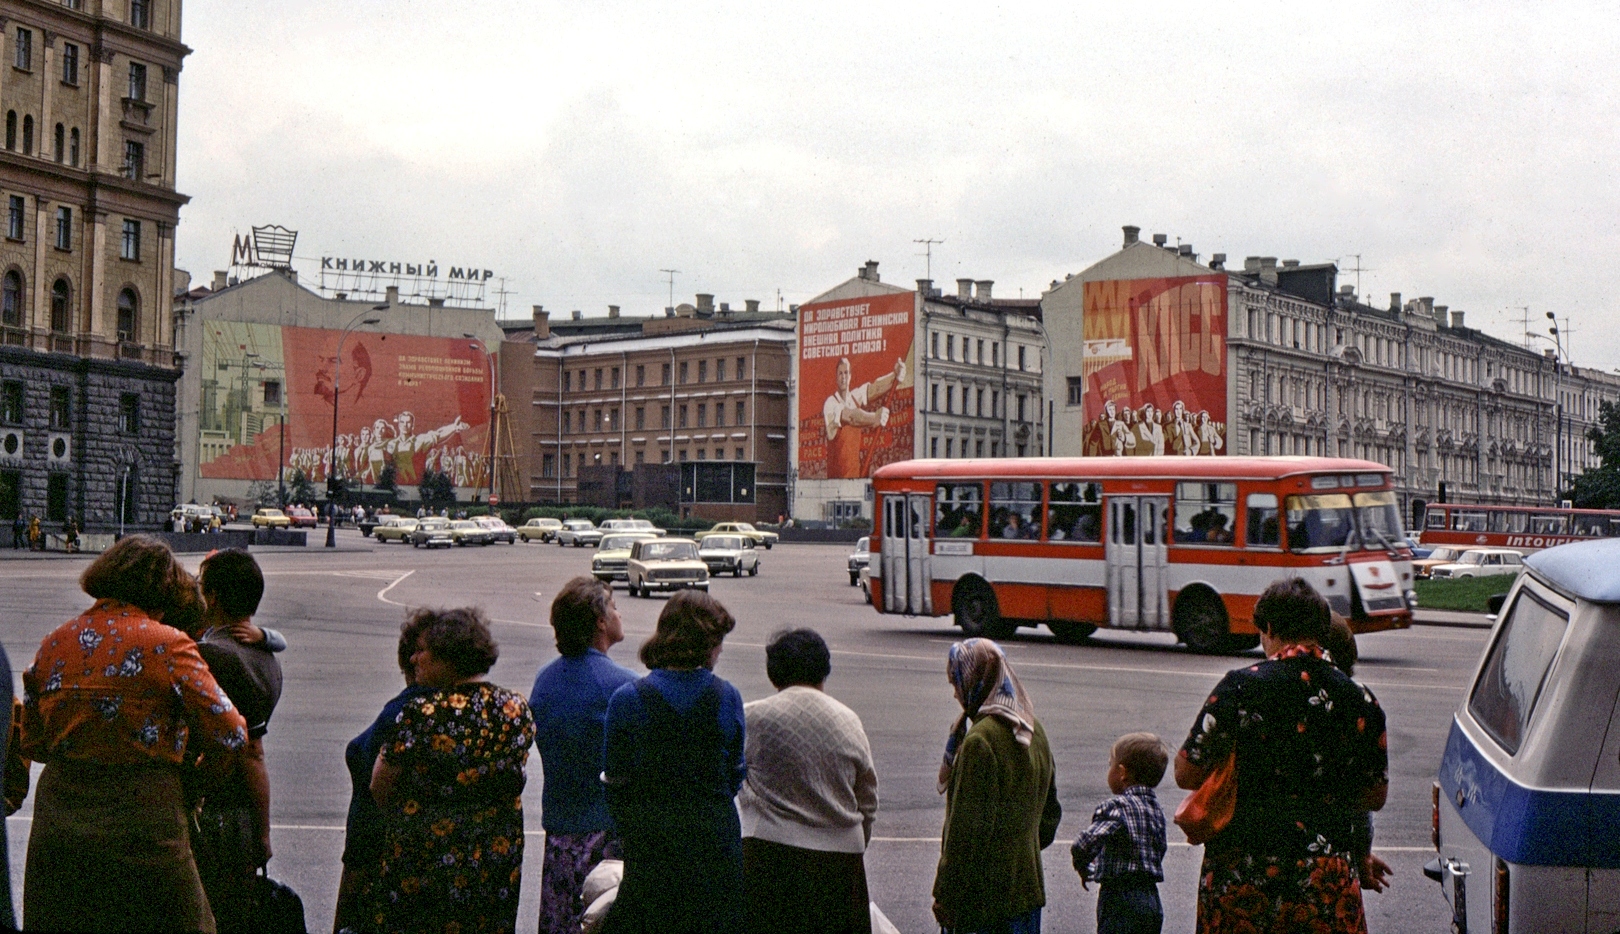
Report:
1175,578,1388,934
371,608,535,934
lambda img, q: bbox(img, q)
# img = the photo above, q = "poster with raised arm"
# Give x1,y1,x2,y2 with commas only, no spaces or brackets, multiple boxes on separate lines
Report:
797,291,916,480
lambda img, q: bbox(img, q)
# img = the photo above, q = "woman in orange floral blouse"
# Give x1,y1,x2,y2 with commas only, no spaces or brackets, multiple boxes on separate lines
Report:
370,607,535,934
19,534,249,933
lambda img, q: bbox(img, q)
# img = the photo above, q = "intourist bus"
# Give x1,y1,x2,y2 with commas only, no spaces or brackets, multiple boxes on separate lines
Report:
1421,502,1620,553
869,456,1415,652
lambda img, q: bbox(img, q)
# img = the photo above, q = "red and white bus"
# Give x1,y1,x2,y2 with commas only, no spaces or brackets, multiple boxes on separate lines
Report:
1420,502,1620,553
869,456,1415,652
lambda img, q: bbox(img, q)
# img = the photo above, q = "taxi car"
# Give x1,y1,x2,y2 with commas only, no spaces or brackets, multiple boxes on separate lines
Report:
251,508,292,529
1428,548,1525,580
373,516,419,543
449,519,493,546
518,517,563,543
697,534,760,578
694,521,778,549
473,515,517,544
556,519,603,548
592,532,661,583
627,538,709,596
1429,538,1620,932
409,517,455,548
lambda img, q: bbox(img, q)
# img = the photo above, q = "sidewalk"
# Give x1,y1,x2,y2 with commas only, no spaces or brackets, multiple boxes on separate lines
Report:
1413,607,1493,628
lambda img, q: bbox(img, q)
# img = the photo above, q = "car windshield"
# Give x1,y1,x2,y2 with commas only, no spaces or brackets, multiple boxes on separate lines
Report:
1460,552,1487,565
733,523,757,532
703,537,744,551
600,535,642,550
1430,547,1462,561
855,537,869,553
1284,490,1404,553
641,542,697,561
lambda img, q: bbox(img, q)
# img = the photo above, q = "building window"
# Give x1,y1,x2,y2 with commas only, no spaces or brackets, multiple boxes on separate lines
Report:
991,390,999,417
634,449,645,465
562,453,571,477
714,404,724,427
608,407,618,429
130,0,151,29
678,405,688,428
931,332,939,358
992,343,1000,368
121,220,140,260
124,141,144,180
541,453,556,478
976,388,984,417
21,115,32,155
946,334,955,360
736,400,745,424
696,449,706,461
661,363,670,385
716,359,726,382
47,472,68,522
54,207,70,250
119,394,140,433
698,360,707,383
263,381,281,406
593,368,602,391
610,367,619,389
634,407,645,430
14,29,31,71
562,411,571,433
49,385,70,429
52,123,63,162
736,356,746,379
661,405,670,428
735,447,744,460
930,383,939,411
562,370,571,392
116,288,138,341
635,365,645,387
6,198,20,242
1067,377,1083,406
1018,345,1027,371
1,381,22,423
0,272,20,326
577,369,585,390
977,339,985,364
4,111,13,150
945,438,953,458
593,409,602,431
697,404,707,428
61,43,78,85
52,280,71,334
678,450,688,463
69,128,79,166
679,361,688,384
1017,394,1027,422
946,386,955,414
931,437,939,457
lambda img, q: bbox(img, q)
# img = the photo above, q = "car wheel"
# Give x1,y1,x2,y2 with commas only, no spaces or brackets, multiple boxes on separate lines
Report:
850,572,859,586
733,567,742,578
764,542,772,550
412,541,420,548
749,564,759,577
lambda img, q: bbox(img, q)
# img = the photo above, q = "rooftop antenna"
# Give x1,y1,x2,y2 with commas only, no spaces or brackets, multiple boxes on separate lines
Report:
659,269,679,311
1516,306,1534,349
913,238,944,282
493,277,513,318
1335,254,1371,298
776,288,783,312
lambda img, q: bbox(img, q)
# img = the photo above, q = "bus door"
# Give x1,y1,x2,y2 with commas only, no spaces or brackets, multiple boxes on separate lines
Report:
1106,495,1170,629
881,493,933,615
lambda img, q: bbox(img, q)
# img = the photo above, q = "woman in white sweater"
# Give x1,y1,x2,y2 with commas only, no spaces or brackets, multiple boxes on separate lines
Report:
738,628,879,934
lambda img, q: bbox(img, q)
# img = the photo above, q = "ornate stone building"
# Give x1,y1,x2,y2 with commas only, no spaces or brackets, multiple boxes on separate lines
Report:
0,0,188,532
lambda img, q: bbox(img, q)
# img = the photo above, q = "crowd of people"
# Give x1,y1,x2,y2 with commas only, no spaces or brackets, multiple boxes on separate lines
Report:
3,535,1389,934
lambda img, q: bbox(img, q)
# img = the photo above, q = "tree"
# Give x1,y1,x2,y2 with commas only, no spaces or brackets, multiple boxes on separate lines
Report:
1564,399,1620,508
418,469,456,509
375,463,398,496
288,469,317,506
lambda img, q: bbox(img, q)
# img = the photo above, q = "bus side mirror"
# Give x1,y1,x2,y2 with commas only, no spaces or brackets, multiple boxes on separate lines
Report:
1487,593,1507,616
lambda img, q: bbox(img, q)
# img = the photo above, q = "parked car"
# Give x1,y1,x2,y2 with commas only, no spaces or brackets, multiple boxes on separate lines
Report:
627,538,709,597
1429,548,1526,580
601,518,667,537
285,505,319,529
1402,536,1433,560
697,535,761,578
1428,538,1620,932
848,536,870,586
592,532,661,583
171,504,224,532
1413,546,1470,579
410,517,455,548
694,522,778,549
372,516,419,543
449,519,494,546
859,564,872,604
251,508,292,530
473,515,517,544
556,519,603,548
518,517,564,543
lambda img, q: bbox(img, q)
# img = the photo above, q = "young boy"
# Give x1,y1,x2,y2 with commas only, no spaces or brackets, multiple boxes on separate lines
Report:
1071,732,1169,934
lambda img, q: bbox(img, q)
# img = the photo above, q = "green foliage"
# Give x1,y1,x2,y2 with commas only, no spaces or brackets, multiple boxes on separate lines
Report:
1414,574,1517,612
287,469,317,506
418,470,456,508
375,463,398,494
1566,400,1620,508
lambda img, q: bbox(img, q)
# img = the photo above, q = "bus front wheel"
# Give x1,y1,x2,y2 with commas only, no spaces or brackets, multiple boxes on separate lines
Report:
1175,589,1231,654
954,580,1013,640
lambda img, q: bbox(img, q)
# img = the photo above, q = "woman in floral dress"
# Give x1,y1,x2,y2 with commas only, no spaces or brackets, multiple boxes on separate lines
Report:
370,607,535,934
1175,577,1389,934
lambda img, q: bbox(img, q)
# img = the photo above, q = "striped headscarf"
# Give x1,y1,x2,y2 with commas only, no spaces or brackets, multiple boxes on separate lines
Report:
939,638,1036,793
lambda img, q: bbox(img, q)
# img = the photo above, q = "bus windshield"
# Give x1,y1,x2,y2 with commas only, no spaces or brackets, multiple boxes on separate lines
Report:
1285,490,1403,553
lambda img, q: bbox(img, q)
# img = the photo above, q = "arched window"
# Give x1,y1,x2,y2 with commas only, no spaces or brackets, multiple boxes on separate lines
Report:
116,288,138,343
22,115,33,154
51,279,71,334
4,112,14,151
69,128,80,166
52,123,63,162
0,271,20,327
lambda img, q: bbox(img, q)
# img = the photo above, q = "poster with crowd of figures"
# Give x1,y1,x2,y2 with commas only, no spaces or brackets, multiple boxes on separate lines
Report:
796,290,917,480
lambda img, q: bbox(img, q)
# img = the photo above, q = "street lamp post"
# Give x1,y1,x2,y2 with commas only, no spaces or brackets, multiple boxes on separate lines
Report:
1547,312,1569,503
326,309,385,547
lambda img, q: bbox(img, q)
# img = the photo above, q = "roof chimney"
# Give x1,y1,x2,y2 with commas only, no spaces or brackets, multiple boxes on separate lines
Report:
1420,297,1435,316
608,304,620,318
1433,304,1447,322
1209,253,1226,271
1151,233,1168,247
532,305,550,339
1339,285,1354,297
1389,292,1401,312
916,278,933,296
1259,257,1278,286
745,299,760,313
1178,244,1193,257
1545,348,1557,360
695,294,714,316
859,260,880,282
1451,311,1466,329
571,310,583,321
211,270,228,291
956,278,973,300
975,280,993,302
1244,256,1262,273
1122,225,1140,246
1281,259,1300,268
385,285,399,305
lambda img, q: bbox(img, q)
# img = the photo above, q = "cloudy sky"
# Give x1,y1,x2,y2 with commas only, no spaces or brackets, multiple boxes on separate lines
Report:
176,2,1620,368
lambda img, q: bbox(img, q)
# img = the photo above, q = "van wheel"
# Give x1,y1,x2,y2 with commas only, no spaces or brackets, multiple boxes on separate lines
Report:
1175,589,1231,654
954,579,1014,640
1048,622,1096,644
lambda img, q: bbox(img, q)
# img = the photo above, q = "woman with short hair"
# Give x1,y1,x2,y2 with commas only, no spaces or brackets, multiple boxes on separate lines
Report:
370,607,535,934
20,534,249,933
602,590,745,934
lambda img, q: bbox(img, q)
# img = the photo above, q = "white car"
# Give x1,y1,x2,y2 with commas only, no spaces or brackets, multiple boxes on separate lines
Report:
697,535,761,578
1428,547,1525,580
556,519,603,548
601,518,666,537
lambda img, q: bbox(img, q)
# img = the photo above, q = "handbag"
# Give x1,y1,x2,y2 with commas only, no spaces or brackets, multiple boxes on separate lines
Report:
1173,751,1237,845
251,867,307,934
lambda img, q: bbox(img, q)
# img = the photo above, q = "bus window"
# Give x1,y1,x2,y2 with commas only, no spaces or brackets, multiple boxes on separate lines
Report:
1246,493,1280,547
989,482,1042,540
1452,511,1488,533
1425,508,1448,529
1047,481,1102,543
1352,490,1403,549
1174,482,1236,544
1487,511,1508,533
1285,493,1355,552
1502,511,1529,534
936,482,985,538
1530,514,1569,535
1571,514,1607,537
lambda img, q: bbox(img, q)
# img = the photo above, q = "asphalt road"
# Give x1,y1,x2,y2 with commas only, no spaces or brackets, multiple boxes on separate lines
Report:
0,534,1481,932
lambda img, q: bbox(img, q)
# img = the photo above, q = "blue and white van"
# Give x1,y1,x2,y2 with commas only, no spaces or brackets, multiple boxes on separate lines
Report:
1429,537,1620,933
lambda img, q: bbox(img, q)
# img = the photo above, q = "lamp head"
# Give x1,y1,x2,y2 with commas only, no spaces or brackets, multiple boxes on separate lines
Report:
362,317,380,325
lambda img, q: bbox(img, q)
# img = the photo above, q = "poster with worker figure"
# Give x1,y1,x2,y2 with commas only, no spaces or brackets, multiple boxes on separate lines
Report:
797,291,916,480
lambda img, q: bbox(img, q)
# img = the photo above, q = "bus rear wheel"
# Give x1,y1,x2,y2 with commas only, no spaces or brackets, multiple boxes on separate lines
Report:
954,580,1013,640
1048,622,1096,644
1175,589,1232,654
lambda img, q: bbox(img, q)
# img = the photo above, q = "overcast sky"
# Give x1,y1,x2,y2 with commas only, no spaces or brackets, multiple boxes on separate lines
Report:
175,2,1620,369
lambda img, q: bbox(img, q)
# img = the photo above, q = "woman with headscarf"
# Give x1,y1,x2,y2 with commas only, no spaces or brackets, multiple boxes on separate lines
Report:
931,638,1061,934
19,534,249,933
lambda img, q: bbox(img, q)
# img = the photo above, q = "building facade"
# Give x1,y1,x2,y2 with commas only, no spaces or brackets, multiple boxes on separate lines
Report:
0,0,188,531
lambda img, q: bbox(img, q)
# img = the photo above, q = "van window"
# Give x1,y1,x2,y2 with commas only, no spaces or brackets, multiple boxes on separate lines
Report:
1468,590,1569,755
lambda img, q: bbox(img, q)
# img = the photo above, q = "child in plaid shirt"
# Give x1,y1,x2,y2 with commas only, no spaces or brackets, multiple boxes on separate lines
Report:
1071,732,1169,934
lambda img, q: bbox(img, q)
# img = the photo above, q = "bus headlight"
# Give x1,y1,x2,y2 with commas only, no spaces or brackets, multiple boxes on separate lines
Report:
1405,589,1419,610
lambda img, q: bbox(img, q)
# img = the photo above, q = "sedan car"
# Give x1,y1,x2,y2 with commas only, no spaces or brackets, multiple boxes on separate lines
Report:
698,535,761,578
518,517,563,543
373,516,419,543
409,517,455,548
848,536,870,586
1413,546,1469,579
694,521,778,549
627,538,709,596
592,532,662,583
285,505,319,529
556,519,603,548
1428,547,1525,580
601,518,667,537
251,508,292,529
473,515,517,544
449,519,493,546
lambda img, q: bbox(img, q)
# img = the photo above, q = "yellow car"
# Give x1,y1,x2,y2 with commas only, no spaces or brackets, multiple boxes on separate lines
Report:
694,521,778,549
251,508,292,529
592,532,661,583
373,516,419,543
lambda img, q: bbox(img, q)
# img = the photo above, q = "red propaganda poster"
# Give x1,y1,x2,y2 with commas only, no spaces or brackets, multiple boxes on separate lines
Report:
198,322,491,490
797,291,916,480
1079,275,1228,457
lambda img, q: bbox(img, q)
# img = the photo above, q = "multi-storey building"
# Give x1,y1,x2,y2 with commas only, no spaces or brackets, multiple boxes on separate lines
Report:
0,0,188,533
506,297,795,521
